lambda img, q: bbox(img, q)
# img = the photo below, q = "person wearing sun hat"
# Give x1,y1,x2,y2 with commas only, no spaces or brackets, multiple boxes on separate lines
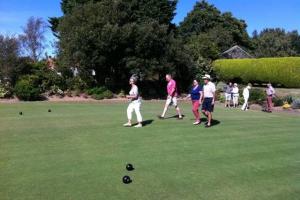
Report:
201,74,216,128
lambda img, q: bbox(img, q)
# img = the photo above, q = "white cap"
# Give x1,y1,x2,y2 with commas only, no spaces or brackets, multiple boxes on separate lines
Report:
202,74,211,80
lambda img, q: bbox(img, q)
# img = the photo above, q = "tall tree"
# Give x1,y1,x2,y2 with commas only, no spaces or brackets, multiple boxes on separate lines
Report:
289,30,300,55
0,35,20,82
179,0,251,51
252,28,298,57
19,17,46,61
57,0,190,91
177,0,252,79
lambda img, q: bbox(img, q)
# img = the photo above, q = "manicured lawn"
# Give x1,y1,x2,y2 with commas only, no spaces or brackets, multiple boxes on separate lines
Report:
0,101,299,200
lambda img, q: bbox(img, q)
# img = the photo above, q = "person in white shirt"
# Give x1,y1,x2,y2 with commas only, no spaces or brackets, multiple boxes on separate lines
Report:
123,76,143,128
201,74,216,128
232,83,239,108
241,85,251,111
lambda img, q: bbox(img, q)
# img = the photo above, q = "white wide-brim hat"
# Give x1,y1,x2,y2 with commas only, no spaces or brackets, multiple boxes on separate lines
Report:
202,74,211,80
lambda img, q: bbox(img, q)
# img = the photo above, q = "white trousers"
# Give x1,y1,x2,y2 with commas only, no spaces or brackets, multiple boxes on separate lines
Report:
241,97,249,110
127,101,142,122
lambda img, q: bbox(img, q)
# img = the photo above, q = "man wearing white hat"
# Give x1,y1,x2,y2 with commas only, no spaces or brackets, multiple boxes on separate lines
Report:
201,74,216,128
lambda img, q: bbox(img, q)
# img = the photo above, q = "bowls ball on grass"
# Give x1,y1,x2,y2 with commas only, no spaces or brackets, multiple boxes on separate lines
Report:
126,163,134,171
48,109,52,112
19,112,23,115
122,175,132,184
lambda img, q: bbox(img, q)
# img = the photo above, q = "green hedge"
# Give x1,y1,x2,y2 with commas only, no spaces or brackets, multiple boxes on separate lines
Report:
213,57,300,88
14,75,42,101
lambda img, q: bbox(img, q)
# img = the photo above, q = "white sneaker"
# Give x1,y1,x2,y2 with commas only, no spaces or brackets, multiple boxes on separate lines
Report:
134,124,142,128
193,121,201,125
123,123,132,127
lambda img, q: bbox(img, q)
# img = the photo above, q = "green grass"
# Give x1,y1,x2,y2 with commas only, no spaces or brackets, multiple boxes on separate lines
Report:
0,101,300,200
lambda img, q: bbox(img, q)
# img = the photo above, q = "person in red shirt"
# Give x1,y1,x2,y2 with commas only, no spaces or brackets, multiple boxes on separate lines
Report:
158,74,183,119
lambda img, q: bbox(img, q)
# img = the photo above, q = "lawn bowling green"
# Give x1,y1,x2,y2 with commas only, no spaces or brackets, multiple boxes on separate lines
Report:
0,101,299,200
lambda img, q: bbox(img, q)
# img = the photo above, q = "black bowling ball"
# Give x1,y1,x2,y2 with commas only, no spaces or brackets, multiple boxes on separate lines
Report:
126,163,134,171
122,175,132,184
19,112,23,115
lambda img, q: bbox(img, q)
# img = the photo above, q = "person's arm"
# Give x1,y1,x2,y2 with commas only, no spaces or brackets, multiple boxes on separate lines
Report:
126,94,137,99
126,87,138,100
212,84,216,105
199,91,203,104
168,88,175,97
168,82,175,97
185,94,191,100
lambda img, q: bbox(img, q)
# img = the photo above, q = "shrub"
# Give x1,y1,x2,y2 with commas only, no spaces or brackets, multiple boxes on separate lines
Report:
273,97,284,107
40,69,66,92
0,85,7,98
249,88,265,104
0,83,13,98
273,95,294,107
282,95,294,104
87,86,114,100
91,91,113,100
48,85,64,97
14,75,42,101
213,57,300,88
292,99,300,109
101,90,113,99
66,77,88,91
86,87,107,95
218,94,225,103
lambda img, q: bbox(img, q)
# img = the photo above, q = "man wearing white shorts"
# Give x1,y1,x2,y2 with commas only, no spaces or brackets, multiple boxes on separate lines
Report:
159,74,183,119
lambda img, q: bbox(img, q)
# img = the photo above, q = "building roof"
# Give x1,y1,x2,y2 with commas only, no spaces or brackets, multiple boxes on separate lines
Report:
221,45,253,59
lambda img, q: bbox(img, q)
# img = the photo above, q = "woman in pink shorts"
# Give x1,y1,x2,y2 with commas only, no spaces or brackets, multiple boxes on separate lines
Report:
186,79,203,125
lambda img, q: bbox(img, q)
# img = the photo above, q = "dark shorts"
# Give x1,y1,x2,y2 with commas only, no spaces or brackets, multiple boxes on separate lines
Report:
202,98,214,112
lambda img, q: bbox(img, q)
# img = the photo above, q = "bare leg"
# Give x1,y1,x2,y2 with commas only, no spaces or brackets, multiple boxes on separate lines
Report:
176,106,182,118
207,112,212,125
161,103,169,117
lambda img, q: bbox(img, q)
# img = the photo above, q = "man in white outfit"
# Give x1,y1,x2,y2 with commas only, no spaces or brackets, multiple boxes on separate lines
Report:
123,76,143,128
241,85,251,111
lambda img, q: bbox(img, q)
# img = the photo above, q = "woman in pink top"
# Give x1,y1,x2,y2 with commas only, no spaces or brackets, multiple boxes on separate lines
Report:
158,74,183,119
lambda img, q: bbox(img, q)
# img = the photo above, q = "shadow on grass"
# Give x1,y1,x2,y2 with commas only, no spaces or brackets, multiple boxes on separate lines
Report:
160,114,186,119
142,119,154,127
198,118,221,127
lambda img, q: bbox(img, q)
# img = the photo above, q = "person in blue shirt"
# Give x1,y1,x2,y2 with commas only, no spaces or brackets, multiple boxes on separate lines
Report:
186,79,203,125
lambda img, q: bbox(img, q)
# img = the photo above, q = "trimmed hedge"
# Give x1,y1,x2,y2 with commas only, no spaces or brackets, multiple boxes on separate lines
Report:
213,57,300,88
